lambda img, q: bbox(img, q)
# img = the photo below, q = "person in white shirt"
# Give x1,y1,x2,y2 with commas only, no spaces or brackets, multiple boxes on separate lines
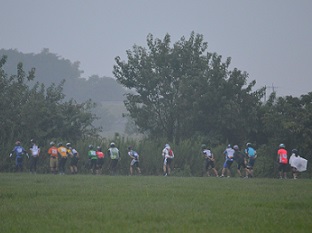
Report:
29,139,40,174
162,144,174,176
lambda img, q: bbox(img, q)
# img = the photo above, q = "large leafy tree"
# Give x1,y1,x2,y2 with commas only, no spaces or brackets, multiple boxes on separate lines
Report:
0,55,100,148
114,32,264,143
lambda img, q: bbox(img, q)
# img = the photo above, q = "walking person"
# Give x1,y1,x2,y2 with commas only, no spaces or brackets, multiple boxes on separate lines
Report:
289,149,300,179
201,144,218,177
128,146,141,176
277,143,288,179
29,139,40,174
10,141,29,172
233,145,249,178
96,146,105,175
57,142,68,175
88,145,98,174
245,143,257,178
220,144,234,178
108,142,120,175
67,143,79,175
48,141,58,174
162,144,174,176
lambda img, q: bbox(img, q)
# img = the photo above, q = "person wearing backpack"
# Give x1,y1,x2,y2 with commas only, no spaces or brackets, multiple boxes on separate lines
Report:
162,144,174,176
245,143,257,178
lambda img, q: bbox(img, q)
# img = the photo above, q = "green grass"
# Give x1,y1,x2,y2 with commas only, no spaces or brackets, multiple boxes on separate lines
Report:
0,174,311,233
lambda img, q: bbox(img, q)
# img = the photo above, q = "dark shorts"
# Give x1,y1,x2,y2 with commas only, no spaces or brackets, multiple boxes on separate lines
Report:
278,163,288,172
90,159,97,169
70,157,79,166
166,158,173,166
247,158,256,169
97,158,104,167
110,159,118,169
236,160,247,170
204,159,215,170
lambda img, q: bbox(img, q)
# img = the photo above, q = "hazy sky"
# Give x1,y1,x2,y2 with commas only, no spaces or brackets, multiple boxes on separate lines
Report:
1,0,311,97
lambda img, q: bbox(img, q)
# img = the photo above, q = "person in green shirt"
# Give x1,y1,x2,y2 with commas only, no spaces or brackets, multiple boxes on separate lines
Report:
88,144,98,175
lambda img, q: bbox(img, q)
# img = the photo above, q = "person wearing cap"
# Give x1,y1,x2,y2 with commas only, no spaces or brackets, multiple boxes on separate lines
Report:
10,141,28,172
29,139,40,174
277,143,288,179
57,142,67,175
107,142,120,175
96,146,105,175
127,146,141,176
48,142,58,174
162,144,174,176
289,149,301,179
67,143,79,175
245,143,257,178
88,145,98,175
220,144,234,178
233,145,249,178
201,144,218,177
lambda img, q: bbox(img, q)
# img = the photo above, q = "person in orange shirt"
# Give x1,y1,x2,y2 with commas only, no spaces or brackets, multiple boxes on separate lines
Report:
96,146,105,175
57,142,68,175
277,143,288,179
48,141,58,174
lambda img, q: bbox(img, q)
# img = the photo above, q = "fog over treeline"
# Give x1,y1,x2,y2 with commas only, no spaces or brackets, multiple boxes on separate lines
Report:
0,48,129,136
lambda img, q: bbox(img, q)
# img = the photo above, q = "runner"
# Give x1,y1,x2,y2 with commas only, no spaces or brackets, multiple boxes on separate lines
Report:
128,146,141,176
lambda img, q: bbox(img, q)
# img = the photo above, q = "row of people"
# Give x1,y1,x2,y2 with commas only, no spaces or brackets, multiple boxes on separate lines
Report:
201,143,256,178
202,143,306,179
9,140,141,175
9,140,306,178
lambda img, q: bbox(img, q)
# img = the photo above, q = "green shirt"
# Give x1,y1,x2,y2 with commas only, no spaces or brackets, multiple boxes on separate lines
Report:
88,150,97,160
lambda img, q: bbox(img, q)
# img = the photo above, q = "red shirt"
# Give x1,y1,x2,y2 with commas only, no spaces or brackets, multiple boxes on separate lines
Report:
277,148,288,164
96,151,105,159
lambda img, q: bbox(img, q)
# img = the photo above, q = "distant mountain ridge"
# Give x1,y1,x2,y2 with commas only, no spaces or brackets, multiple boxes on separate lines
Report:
0,48,126,102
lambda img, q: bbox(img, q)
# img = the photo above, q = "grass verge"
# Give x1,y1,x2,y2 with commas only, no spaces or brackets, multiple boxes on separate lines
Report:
0,174,311,233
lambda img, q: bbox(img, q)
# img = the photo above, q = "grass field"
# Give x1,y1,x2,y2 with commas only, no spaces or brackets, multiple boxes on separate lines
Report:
0,174,311,233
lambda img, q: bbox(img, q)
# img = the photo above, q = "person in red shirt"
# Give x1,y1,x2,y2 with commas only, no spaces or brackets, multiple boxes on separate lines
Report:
96,146,105,175
277,143,288,179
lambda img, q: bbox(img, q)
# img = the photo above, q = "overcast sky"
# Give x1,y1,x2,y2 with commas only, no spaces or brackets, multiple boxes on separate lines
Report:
1,0,311,97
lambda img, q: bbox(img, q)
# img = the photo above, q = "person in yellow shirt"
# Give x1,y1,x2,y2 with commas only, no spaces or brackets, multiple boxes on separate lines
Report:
57,142,67,175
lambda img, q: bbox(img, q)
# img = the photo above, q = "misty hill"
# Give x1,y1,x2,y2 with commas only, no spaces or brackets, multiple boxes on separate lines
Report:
0,48,129,136
0,48,126,102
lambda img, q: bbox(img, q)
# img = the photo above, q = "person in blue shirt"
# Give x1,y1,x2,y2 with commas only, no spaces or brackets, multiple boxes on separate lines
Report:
220,144,234,178
245,143,257,178
128,146,141,176
10,141,28,172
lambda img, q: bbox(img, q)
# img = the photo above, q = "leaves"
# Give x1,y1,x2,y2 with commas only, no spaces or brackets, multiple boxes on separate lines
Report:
114,32,263,143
